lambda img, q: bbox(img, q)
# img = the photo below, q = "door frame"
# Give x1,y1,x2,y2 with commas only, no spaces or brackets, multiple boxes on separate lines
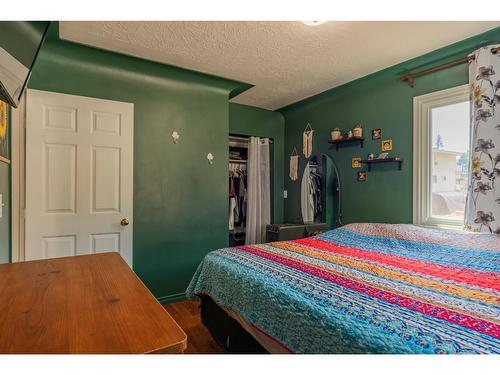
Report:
11,90,134,263
11,92,26,262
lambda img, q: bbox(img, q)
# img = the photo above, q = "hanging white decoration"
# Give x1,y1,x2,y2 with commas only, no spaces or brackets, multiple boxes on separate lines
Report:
303,123,314,158
207,153,214,164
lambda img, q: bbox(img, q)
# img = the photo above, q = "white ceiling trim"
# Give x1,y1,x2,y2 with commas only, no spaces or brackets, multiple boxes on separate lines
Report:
60,21,500,110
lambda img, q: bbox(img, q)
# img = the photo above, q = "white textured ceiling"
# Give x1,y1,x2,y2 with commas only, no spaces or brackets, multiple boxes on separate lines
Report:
60,21,500,110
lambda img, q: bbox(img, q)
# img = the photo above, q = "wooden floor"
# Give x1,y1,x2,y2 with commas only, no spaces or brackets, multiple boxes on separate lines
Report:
163,300,224,354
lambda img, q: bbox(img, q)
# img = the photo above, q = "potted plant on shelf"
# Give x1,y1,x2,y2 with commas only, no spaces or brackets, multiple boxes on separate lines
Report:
331,127,341,141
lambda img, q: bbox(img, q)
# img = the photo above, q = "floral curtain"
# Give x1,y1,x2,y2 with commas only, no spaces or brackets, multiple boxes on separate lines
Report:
465,45,500,234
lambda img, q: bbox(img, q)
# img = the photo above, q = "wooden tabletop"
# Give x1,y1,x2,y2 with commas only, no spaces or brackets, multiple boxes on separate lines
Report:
0,252,187,354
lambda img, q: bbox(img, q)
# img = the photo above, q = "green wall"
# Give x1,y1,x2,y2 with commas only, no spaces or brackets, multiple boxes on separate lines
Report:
0,21,49,68
280,27,500,225
28,24,248,302
229,103,285,223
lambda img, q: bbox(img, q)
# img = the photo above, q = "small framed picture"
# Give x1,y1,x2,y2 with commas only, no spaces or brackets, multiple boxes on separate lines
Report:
0,100,10,164
381,139,393,152
372,128,382,140
351,157,362,169
357,171,367,182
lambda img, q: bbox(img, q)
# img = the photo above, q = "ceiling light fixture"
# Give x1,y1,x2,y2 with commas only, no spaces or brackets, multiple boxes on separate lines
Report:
301,21,326,26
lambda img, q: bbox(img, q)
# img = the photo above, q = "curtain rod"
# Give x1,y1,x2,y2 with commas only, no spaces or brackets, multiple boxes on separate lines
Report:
400,46,499,87
229,135,273,144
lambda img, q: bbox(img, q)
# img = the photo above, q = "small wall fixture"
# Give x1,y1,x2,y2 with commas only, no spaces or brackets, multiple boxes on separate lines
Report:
171,131,180,144
207,153,214,164
301,21,326,26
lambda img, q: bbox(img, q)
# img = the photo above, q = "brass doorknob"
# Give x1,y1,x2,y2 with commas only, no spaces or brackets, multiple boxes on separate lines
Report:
120,218,130,226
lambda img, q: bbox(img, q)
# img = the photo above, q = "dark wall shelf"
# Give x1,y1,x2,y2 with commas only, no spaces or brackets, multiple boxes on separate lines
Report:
328,137,364,151
361,157,403,171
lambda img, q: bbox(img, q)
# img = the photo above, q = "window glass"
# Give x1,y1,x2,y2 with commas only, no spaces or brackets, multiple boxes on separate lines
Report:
430,101,470,221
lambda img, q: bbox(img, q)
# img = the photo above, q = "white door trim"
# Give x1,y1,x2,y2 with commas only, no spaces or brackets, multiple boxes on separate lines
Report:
11,92,26,262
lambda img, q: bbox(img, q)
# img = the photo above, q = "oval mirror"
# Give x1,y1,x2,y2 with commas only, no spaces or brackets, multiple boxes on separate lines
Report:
301,155,342,227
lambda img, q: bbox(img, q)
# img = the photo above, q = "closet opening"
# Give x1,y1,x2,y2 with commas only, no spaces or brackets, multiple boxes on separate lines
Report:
228,134,274,246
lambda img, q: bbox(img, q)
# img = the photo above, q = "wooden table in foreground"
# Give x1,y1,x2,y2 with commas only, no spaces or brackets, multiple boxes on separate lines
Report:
0,252,187,354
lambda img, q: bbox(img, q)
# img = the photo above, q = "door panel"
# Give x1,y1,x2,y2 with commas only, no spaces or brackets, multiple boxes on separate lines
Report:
43,235,76,258
92,146,121,213
91,111,121,135
44,143,76,213
90,233,120,254
26,89,134,266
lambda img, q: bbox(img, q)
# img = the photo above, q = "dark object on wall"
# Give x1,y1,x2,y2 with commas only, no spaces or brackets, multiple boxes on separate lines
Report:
328,136,364,151
0,21,50,107
265,223,328,242
357,171,367,182
361,157,403,171
200,295,267,353
372,128,382,140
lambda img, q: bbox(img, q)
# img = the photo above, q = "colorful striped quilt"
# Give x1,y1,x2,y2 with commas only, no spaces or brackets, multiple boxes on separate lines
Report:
186,223,500,353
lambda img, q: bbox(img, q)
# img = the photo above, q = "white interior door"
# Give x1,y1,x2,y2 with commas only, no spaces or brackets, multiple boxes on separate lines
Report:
25,89,134,266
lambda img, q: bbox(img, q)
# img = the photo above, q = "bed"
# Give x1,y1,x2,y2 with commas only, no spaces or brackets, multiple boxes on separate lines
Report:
186,223,500,354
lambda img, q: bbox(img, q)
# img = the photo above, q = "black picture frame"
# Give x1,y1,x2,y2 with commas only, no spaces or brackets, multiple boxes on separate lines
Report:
372,128,382,140
357,171,367,182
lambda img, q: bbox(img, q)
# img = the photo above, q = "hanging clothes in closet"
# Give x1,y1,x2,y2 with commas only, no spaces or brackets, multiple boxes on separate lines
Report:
301,159,323,224
309,162,323,222
228,163,247,231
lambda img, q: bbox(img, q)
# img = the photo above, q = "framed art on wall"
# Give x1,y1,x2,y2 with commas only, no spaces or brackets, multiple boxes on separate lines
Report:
352,157,362,168
381,139,393,152
0,100,10,164
372,128,382,140
357,171,367,182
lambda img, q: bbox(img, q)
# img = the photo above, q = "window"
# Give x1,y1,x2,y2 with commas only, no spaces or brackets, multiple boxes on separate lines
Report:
413,84,470,229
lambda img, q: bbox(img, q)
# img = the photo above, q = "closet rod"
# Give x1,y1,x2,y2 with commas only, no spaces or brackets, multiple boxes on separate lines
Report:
229,135,273,144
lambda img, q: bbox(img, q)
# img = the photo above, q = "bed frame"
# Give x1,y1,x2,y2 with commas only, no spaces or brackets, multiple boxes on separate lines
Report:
200,296,267,353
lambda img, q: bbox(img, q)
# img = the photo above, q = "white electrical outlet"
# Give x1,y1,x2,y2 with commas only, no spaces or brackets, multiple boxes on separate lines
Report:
283,190,288,199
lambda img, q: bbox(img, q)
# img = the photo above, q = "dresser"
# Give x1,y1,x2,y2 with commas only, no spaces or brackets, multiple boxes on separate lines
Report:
0,252,187,354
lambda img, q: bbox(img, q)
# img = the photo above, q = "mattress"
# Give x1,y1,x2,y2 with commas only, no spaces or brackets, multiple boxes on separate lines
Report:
187,223,500,354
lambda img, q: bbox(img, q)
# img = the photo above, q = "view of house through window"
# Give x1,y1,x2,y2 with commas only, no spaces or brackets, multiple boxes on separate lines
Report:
430,101,470,221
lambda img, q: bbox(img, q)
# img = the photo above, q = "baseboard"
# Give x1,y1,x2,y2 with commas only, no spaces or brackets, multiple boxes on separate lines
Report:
157,292,187,305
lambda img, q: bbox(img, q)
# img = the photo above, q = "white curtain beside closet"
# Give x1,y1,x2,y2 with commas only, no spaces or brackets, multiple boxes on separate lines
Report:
246,137,271,244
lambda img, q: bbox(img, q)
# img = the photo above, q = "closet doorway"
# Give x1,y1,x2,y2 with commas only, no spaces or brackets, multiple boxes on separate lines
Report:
228,135,272,246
